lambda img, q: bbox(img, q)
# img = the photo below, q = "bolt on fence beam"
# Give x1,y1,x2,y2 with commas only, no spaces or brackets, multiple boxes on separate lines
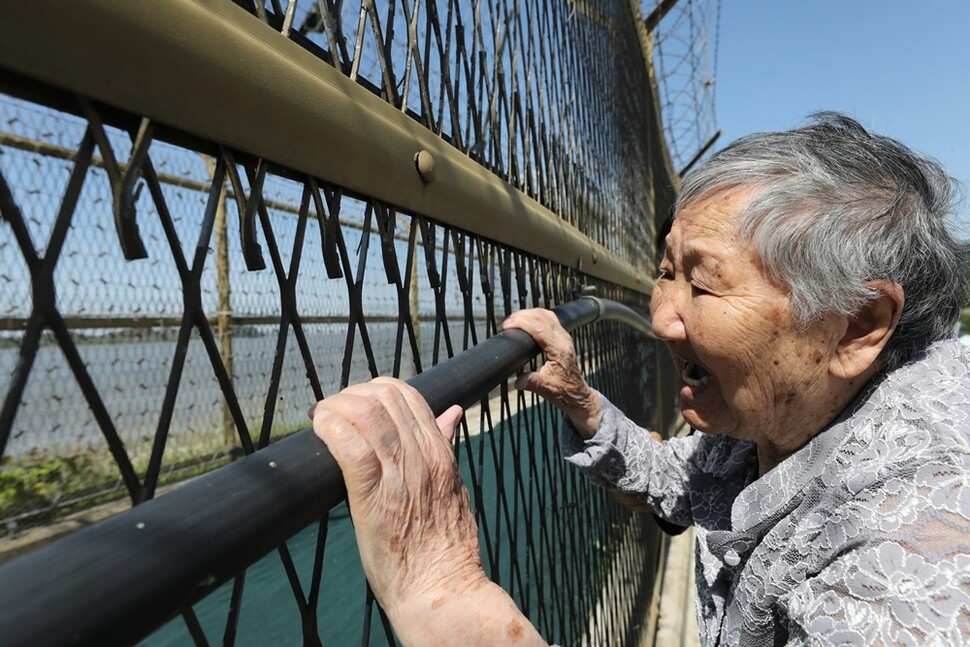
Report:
0,298,654,647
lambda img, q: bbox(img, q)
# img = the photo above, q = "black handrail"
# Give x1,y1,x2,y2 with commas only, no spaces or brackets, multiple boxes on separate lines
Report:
0,298,654,646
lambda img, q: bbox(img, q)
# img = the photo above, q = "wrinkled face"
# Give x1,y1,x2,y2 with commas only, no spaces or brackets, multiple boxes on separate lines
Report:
650,189,844,444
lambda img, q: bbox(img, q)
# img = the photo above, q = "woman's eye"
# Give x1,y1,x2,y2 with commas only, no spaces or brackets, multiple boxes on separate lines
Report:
657,268,673,280
691,283,711,296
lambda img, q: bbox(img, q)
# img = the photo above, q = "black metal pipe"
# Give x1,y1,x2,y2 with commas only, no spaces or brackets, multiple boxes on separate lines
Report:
678,129,722,178
0,298,653,646
644,0,678,33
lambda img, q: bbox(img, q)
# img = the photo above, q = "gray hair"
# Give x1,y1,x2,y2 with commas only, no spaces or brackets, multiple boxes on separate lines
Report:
677,112,968,371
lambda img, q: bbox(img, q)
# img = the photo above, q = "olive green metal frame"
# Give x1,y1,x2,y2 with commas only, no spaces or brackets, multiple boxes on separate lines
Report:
0,0,654,294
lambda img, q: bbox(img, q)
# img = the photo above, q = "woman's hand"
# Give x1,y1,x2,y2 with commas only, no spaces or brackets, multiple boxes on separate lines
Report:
310,378,480,612
310,378,547,646
502,308,602,438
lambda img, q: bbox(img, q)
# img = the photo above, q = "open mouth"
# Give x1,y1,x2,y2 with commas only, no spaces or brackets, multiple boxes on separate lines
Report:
681,362,711,388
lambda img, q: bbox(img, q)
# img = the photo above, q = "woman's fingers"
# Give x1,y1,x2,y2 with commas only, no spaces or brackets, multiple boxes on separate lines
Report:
369,377,452,451
514,370,560,401
368,379,464,474
502,308,602,437
504,310,590,395
313,378,461,473
436,404,464,444
501,308,572,356
311,401,382,499
513,371,536,392
309,378,483,613
503,309,578,381
318,386,406,467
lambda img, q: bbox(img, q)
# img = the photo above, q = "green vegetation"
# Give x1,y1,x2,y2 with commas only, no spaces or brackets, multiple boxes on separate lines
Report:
0,450,234,535
0,451,114,527
0,420,308,537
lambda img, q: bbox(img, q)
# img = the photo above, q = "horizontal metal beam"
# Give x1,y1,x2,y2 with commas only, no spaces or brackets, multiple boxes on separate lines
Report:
0,314,446,332
0,130,422,245
678,129,722,177
644,0,679,33
0,297,653,646
0,0,653,294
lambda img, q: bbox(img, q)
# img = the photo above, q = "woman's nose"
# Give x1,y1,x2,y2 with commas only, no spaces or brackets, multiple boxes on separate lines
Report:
650,289,687,341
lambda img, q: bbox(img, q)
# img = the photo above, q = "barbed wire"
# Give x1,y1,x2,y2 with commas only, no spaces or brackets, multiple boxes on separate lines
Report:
645,0,721,173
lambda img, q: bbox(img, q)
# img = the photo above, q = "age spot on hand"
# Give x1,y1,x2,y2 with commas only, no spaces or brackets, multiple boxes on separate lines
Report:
506,620,525,642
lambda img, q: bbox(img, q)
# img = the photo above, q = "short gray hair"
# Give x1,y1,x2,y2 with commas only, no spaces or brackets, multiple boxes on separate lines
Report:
677,112,968,371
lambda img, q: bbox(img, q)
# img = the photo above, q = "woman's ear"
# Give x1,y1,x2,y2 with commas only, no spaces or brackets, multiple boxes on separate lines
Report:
830,280,905,380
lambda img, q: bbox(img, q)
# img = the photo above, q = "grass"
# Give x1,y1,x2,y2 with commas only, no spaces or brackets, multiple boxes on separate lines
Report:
0,420,308,536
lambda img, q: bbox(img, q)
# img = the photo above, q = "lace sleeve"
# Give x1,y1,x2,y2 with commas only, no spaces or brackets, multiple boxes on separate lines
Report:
783,463,970,646
560,391,703,526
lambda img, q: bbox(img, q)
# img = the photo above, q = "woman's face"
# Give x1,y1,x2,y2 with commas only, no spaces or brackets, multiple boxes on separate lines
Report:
650,189,845,446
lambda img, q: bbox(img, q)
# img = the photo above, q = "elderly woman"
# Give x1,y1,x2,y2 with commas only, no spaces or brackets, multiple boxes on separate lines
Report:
310,114,970,645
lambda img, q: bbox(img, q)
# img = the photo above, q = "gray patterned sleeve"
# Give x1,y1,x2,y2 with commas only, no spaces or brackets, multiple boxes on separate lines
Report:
780,459,970,645
560,391,702,526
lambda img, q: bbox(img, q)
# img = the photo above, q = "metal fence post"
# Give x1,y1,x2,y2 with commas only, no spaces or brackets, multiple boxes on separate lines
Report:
204,155,236,449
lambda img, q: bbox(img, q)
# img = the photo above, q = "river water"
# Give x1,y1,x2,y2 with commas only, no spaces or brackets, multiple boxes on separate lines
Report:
1,319,478,460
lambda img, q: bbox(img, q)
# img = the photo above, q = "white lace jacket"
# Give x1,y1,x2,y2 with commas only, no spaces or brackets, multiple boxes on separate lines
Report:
563,339,970,646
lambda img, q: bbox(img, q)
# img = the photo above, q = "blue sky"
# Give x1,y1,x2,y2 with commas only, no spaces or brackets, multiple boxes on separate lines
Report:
713,1,970,230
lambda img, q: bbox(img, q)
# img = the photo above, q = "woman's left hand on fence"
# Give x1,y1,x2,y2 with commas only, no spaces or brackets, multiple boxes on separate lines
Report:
501,308,602,439
309,377,549,646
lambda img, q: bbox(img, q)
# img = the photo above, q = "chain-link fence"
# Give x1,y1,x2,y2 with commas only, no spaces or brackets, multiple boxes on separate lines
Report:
0,0,691,644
